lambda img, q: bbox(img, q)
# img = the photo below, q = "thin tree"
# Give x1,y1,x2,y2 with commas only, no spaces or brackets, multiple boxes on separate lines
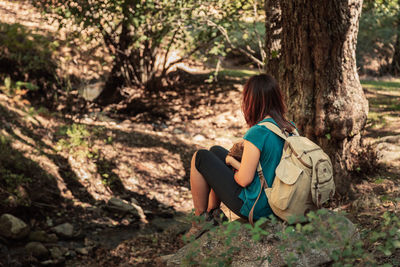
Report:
266,0,369,193
391,18,400,75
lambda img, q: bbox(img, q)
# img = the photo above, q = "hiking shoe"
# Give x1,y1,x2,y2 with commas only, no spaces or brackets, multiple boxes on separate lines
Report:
209,208,228,225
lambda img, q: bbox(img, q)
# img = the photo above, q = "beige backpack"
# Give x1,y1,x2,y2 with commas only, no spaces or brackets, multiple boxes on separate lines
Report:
249,122,335,225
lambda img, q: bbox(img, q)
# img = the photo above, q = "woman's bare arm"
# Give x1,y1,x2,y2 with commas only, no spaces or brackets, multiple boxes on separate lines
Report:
226,140,260,187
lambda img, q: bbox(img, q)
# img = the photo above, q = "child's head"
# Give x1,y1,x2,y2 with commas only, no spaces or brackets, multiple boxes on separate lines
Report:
242,74,294,131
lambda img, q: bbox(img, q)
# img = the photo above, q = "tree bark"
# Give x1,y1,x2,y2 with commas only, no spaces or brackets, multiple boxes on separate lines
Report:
390,22,400,76
96,61,125,105
274,0,368,193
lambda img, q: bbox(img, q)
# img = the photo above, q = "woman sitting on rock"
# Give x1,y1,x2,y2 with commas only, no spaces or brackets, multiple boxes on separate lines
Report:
185,74,295,239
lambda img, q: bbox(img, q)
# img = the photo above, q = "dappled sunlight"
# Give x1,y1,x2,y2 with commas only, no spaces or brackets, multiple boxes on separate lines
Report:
363,80,400,139
164,50,206,74
0,0,400,265
0,1,57,32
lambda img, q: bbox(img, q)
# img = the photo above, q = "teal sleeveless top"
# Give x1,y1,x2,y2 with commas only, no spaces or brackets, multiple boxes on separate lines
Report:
238,118,285,219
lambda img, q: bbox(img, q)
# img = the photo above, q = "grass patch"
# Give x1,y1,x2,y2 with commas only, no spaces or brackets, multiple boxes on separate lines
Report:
361,80,400,92
362,79,400,129
217,69,259,78
204,68,259,83
368,111,388,129
368,96,400,112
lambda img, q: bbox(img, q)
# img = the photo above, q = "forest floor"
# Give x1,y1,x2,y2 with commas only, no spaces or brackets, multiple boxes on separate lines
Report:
1,71,399,266
0,0,399,266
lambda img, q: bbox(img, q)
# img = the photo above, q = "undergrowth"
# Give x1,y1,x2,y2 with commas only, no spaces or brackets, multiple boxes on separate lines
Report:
0,133,60,211
0,22,57,94
55,123,105,159
183,209,400,266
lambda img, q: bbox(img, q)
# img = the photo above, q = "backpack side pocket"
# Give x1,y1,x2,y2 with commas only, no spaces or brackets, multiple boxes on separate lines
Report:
310,154,335,207
267,159,303,210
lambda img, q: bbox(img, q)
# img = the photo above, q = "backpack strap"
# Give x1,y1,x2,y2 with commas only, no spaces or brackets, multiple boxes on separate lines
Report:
248,163,268,226
258,121,299,138
248,121,299,226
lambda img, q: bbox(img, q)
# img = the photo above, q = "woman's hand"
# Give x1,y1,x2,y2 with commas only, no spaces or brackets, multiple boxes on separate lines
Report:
226,155,240,170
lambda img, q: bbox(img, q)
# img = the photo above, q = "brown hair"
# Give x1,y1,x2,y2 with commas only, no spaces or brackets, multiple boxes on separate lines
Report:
241,74,295,132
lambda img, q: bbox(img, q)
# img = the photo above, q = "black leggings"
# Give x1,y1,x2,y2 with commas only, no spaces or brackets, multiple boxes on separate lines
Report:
195,146,246,219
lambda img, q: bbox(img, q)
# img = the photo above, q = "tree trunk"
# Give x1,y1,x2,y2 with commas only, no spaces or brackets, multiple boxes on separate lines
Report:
95,57,125,105
390,22,400,76
95,0,135,105
274,0,368,193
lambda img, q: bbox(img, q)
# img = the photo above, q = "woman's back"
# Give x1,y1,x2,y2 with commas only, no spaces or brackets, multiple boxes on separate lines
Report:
239,117,284,219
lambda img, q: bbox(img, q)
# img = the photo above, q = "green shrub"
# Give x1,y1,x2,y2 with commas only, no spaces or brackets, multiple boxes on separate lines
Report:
183,209,400,266
95,156,120,188
55,123,107,160
357,1,400,74
0,23,57,94
56,123,92,157
367,211,400,265
0,134,33,206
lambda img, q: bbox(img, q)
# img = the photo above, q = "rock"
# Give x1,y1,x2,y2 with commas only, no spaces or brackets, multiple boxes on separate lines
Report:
29,230,58,243
52,223,74,238
151,216,190,236
130,197,139,205
105,197,140,217
76,247,90,255
49,246,64,260
41,251,66,266
87,206,103,216
25,242,49,259
0,214,30,239
41,259,64,266
193,134,206,142
46,218,53,227
160,254,174,262
84,237,95,247
80,81,105,101
173,128,184,134
166,211,359,267
65,249,77,258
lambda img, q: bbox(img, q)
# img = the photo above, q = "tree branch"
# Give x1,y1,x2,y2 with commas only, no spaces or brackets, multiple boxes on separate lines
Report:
162,29,179,76
253,1,266,64
206,19,264,67
164,34,220,72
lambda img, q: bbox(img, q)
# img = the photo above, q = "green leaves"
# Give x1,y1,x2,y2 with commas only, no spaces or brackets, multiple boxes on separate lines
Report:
373,211,400,258
0,23,57,93
182,208,400,266
358,0,400,72
15,81,39,91
325,133,332,140
33,0,261,90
